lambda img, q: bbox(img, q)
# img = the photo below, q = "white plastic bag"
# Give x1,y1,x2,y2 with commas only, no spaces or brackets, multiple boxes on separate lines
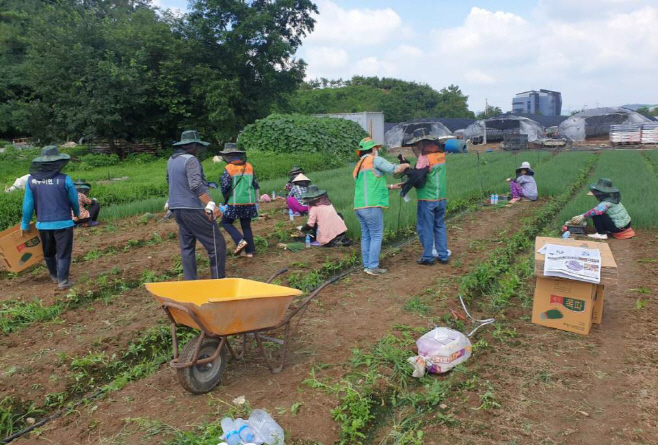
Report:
411,327,472,375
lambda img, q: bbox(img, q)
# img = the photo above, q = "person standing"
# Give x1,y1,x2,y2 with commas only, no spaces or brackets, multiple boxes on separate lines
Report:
166,130,226,280
353,137,409,275
219,143,259,258
405,129,450,265
21,146,80,289
72,180,101,227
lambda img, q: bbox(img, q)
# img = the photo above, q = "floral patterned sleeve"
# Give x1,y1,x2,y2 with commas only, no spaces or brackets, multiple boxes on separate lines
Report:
583,202,610,219
220,170,232,197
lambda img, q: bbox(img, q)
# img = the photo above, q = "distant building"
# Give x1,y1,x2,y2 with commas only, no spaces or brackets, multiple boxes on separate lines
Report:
512,90,562,116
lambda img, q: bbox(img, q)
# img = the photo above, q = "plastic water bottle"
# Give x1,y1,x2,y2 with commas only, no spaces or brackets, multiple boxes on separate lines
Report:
235,418,258,444
248,409,284,445
490,194,495,205
305,234,311,249
288,209,294,221
220,418,240,445
494,193,499,205
271,190,276,199
562,230,571,239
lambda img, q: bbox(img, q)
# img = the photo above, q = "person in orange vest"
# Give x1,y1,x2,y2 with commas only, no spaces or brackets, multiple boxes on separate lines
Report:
353,137,409,275
404,129,450,265
219,143,260,258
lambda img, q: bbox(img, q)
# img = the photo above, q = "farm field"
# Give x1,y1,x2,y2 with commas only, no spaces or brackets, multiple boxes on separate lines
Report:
0,149,657,445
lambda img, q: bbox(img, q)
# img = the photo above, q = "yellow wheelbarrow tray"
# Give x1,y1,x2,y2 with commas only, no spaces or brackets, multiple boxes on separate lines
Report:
145,269,347,394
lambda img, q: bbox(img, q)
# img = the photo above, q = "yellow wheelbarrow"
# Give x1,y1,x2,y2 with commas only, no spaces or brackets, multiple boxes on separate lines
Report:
145,269,345,394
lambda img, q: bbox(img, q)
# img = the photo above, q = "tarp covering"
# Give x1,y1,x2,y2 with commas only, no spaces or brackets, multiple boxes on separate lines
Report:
463,115,545,143
385,120,452,148
558,107,652,141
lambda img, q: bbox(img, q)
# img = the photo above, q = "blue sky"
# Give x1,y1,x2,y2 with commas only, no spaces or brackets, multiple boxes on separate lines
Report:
154,0,658,114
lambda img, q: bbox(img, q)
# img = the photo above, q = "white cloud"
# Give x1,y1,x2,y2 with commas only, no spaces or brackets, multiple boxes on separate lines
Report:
299,2,658,114
308,0,403,45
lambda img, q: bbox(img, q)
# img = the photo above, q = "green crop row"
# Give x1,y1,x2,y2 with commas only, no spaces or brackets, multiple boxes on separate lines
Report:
556,150,658,228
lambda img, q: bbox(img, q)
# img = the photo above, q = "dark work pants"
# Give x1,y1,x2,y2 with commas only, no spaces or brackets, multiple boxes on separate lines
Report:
77,201,101,224
174,209,226,280
592,214,630,234
221,216,255,254
39,227,74,282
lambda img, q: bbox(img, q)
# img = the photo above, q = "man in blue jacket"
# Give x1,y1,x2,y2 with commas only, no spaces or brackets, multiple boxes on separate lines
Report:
21,146,80,289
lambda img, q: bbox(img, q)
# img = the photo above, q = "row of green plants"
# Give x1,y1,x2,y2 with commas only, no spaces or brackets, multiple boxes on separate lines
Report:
556,150,658,228
0,148,343,231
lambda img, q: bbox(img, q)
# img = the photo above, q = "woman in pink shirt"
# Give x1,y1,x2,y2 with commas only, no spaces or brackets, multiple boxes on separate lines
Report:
299,186,351,247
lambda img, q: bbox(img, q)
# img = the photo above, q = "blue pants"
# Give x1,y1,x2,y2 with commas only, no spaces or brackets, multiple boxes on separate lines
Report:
417,200,449,261
355,207,384,269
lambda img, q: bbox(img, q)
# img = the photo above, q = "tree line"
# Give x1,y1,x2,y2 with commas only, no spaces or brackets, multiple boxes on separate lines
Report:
0,0,478,155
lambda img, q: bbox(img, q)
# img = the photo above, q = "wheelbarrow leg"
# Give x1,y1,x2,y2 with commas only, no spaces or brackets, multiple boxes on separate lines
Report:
254,322,291,374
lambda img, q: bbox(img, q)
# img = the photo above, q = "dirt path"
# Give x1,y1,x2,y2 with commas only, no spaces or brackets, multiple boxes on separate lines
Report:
16,201,540,444
420,231,658,445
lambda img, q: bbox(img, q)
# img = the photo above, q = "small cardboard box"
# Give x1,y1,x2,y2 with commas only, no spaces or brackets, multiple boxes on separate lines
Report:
531,277,597,335
0,223,43,272
534,237,618,286
592,285,604,324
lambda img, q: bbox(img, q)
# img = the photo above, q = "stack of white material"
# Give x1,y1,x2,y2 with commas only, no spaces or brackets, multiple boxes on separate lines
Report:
610,124,641,144
641,123,658,144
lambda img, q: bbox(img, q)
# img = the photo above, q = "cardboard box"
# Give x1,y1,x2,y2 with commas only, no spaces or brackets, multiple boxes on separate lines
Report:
592,285,604,324
0,223,43,272
535,237,618,286
531,277,597,335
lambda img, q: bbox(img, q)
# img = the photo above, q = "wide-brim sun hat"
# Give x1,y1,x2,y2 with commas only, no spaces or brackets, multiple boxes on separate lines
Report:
359,137,382,152
289,166,304,175
516,161,534,176
301,185,327,200
403,128,440,147
292,173,310,183
588,178,619,194
173,130,210,146
218,141,246,157
73,179,91,190
32,145,71,163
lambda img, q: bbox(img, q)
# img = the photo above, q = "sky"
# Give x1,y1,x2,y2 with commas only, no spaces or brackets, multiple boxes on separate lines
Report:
153,0,658,114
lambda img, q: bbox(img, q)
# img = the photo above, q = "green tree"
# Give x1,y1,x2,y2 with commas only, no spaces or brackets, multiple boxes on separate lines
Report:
476,105,503,119
636,106,658,117
287,76,475,121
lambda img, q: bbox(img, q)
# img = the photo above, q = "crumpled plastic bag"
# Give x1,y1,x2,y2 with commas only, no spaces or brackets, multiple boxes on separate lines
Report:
259,194,272,202
408,327,472,377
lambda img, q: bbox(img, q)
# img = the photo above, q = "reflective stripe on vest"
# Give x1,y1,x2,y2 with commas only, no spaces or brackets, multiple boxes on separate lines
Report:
353,155,388,209
417,152,447,201
226,163,255,205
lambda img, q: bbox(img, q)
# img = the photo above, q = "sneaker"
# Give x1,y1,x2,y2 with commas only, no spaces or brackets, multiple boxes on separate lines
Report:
50,275,58,284
364,268,387,276
234,239,248,254
509,198,521,204
58,280,74,290
87,221,99,227
587,233,608,240
417,258,435,265
437,258,450,265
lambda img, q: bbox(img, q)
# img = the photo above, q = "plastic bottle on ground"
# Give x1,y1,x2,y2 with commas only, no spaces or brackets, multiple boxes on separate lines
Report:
248,410,285,445
220,418,240,445
271,190,276,199
305,234,311,249
490,193,494,205
235,418,259,444
562,230,571,239
494,193,499,205
288,209,294,221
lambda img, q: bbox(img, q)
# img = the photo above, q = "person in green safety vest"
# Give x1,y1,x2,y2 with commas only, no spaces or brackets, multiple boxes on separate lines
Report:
570,178,634,240
353,137,409,275
404,128,450,265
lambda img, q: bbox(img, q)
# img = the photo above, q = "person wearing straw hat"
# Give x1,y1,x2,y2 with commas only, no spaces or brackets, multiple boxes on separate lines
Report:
20,146,80,289
219,143,260,258
72,180,101,227
299,186,349,247
166,130,226,279
403,128,450,266
570,178,634,240
353,137,410,275
284,166,305,194
506,161,538,204
286,173,311,216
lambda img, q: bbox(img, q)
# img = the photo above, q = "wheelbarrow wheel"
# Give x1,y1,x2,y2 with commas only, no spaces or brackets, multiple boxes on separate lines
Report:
177,336,227,394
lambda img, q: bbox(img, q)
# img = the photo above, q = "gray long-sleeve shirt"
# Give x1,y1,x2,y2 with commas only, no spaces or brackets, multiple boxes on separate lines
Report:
515,175,538,201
